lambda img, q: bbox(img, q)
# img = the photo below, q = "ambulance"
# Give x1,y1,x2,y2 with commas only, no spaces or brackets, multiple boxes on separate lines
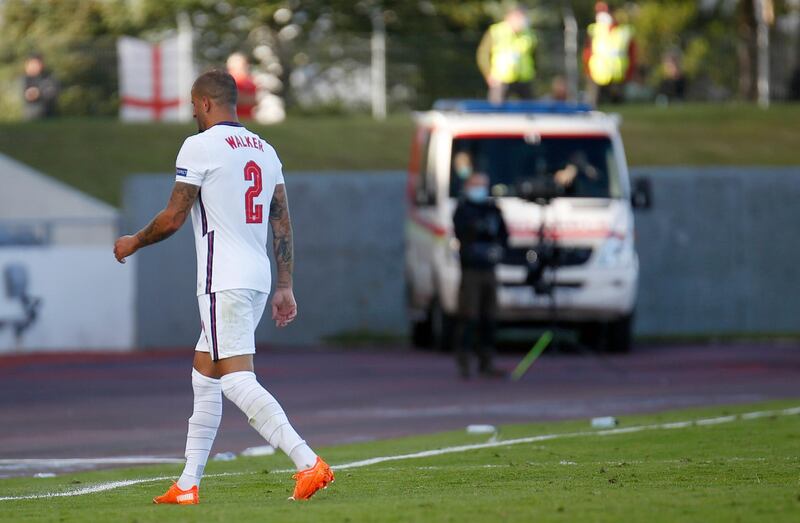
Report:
405,100,650,353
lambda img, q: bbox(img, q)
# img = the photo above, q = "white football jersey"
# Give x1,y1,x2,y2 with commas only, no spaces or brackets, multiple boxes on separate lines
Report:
175,122,284,296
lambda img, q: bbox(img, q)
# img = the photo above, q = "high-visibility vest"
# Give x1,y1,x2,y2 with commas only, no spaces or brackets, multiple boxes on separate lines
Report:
489,21,536,83
587,23,633,86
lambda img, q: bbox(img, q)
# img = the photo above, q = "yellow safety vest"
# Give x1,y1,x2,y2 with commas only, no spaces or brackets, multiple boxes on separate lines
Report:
489,21,536,83
587,23,633,86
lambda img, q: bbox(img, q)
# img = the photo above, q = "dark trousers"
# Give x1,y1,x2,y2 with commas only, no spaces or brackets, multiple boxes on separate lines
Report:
586,81,625,106
488,82,533,104
454,269,498,371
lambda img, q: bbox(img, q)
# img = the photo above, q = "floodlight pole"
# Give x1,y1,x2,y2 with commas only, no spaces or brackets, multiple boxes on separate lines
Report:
753,0,771,108
562,8,579,102
177,12,196,122
371,9,387,120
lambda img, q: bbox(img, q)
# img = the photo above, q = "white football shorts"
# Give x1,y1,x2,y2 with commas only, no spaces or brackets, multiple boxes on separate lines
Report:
195,289,269,361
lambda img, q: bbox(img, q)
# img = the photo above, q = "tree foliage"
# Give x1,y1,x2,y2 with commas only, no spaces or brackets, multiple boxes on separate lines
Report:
0,0,793,119
0,0,137,117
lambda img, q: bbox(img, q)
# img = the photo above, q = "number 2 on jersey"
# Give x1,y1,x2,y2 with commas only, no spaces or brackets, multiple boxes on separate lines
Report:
244,160,263,223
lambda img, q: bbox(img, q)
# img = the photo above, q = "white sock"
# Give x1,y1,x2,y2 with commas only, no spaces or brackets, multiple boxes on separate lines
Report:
221,371,317,471
177,369,222,490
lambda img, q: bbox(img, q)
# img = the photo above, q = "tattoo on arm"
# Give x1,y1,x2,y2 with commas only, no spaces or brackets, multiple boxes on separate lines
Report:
269,184,293,288
136,182,199,248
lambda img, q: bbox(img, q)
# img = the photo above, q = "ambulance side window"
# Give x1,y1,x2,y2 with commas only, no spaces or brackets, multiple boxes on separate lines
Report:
415,132,436,207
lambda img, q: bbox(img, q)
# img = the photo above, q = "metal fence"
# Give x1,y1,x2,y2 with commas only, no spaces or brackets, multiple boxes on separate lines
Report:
0,25,798,120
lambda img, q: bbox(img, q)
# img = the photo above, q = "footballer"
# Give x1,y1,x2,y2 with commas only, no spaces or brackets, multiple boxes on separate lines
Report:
114,70,333,504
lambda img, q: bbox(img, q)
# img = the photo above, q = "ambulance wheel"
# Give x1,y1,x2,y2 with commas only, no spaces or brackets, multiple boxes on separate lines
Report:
411,316,433,349
408,281,433,349
605,314,633,354
430,298,454,353
578,323,598,351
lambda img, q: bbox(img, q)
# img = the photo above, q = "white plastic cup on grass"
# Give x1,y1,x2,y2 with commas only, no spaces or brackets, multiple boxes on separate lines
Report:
591,416,618,429
466,424,497,434
240,445,276,457
467,424,499,443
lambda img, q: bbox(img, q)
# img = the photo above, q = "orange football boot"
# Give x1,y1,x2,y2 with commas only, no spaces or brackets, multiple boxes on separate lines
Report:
291,457,334,500
152,482,199,505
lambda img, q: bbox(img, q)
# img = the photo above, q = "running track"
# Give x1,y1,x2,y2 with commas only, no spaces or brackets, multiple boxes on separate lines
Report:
0,343,798,474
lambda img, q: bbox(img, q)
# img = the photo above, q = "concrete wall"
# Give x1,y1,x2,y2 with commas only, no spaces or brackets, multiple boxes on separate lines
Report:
124,167,800,348
0,154,134,354
633,166,800,336
0,246,135,353
124,172,406,348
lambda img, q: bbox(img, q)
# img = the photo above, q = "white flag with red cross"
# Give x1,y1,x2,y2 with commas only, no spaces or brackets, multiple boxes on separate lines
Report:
117,33,194,122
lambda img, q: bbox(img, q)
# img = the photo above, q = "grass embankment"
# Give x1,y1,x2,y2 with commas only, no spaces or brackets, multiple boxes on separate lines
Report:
0,104,797,206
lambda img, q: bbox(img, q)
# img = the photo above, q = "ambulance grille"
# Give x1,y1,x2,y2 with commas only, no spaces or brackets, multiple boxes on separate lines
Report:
503,246,593,267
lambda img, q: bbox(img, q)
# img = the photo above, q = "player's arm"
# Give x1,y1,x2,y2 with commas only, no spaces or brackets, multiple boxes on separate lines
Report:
268,183,297,327
269,183,293,288
113,182,199,264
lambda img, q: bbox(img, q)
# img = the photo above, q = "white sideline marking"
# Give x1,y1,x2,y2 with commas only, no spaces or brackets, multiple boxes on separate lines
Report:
695,415,737,426
0,473,243,501
661,421,693,429
1,406,797,502
0,457,184,469
741,411,774,420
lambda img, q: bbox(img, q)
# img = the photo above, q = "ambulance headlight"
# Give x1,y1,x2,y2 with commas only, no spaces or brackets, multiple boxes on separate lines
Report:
449,238,460,263
449,238,460,251
596,235,633,268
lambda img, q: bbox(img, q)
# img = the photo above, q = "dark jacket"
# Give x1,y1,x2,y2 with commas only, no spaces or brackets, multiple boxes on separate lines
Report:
23,72,59,120
453,198,509,271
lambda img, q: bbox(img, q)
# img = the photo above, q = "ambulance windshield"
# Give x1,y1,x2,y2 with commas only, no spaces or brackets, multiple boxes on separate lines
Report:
449,135,621,199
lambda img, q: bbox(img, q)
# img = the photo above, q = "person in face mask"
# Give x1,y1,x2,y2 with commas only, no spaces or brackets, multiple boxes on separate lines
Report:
452,173,509,379
453,151,474,180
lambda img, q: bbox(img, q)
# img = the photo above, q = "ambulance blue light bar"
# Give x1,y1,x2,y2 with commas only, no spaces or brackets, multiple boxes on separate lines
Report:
433,99,592,115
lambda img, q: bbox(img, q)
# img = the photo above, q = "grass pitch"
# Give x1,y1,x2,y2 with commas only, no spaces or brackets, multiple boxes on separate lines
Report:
1,401,798,522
